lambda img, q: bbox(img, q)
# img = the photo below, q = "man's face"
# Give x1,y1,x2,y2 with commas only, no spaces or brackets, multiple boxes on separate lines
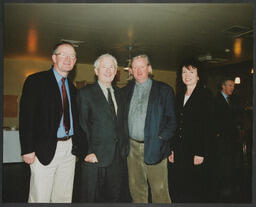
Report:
130,57,152,83
222,80,235,96
95,56,117,86
52,44,77,75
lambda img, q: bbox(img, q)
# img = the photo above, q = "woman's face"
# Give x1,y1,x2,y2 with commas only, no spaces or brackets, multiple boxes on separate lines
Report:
182,65,199,87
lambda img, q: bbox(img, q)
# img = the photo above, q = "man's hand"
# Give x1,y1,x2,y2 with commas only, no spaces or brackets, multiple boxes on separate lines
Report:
22,152,35,164
194,155,204,165
84,153,98,163
168,151,174,163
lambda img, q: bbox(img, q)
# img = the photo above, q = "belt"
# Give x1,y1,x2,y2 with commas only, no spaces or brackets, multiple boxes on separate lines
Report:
130,138,144,143
57,135,73,141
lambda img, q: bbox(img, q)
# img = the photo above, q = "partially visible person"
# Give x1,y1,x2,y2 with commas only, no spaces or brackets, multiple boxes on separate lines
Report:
76,54,129,202
122,54,177,203
169,60,213,202
212,78,244,202
19,41,87,203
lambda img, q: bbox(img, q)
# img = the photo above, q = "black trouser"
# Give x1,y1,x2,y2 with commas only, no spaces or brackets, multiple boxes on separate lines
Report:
78,147,123,203
213,138,238,202
174,164,206,203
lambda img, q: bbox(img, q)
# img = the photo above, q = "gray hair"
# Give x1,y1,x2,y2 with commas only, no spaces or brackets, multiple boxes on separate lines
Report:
94,53,118,70
130,54,152,74
53,41,76,55
131,54,151,67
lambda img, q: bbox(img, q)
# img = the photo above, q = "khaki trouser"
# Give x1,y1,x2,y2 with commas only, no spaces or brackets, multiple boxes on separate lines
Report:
127,138,171,203
28,139,76,203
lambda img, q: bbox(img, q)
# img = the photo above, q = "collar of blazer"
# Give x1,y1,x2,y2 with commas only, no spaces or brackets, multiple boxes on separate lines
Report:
48,68,76,117
127,78,156,115
49,68,62,104
178,84,201,109
219,91,231,107
94,82,120,118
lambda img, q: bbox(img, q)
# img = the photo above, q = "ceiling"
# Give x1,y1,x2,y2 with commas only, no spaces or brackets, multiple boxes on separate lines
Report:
4,3,254,71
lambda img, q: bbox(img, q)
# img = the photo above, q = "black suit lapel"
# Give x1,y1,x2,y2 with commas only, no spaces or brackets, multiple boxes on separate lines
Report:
218,92,230,108
177,92,185,109
113,87,121,118
67,78,77,121
94,82,115,118
182,85,199,109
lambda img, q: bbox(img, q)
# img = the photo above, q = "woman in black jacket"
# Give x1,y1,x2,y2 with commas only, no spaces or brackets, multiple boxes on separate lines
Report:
169,60,213,202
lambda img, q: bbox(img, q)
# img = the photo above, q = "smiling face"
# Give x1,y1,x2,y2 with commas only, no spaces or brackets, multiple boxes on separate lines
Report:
181,65,199,87
52,44,77,77
130,57,152,83
95,56,117,87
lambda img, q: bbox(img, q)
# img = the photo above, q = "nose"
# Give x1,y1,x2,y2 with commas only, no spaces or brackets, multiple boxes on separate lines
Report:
106,67,111,73
137,68,142,73
184,72,190,77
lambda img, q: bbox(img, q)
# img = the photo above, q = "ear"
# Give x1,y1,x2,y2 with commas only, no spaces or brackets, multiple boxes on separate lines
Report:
52,54,56,63
148,65,152,73
94,68,99,76
73,57,77,65
129,68,133,75
114,68,117,75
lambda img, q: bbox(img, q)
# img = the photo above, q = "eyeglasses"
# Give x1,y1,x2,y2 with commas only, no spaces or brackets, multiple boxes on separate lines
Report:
55,52,76,59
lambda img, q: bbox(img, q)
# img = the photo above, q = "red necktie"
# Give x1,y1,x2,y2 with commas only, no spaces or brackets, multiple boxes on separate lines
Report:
61,78,70,134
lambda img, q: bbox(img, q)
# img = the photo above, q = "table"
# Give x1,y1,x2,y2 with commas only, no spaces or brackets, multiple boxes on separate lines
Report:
3,130,23,163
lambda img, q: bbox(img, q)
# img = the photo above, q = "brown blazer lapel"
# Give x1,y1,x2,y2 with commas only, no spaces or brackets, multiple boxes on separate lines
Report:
48,69,62,118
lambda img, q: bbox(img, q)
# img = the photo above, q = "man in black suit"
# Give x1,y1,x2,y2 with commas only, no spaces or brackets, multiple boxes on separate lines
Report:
213,78,243,201
76,54,128,202
19,41,86,203
122,54,177,203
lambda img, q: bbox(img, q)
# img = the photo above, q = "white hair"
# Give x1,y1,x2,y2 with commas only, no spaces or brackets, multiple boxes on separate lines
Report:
94,53,118,70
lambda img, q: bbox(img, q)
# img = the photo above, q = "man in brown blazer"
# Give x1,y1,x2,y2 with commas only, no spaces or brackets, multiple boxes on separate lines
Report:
19,41,87,203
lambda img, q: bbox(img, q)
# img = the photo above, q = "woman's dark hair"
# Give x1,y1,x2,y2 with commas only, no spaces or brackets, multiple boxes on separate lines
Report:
176,58,204,94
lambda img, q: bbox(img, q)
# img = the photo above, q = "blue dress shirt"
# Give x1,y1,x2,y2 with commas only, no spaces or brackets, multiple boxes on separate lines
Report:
221,91,229,104
53,68,74,138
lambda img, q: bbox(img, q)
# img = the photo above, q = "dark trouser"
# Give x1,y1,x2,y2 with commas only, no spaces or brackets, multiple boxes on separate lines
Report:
78,147,123,203
171,143,207,203
174,164,206,203
213,138,238,202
